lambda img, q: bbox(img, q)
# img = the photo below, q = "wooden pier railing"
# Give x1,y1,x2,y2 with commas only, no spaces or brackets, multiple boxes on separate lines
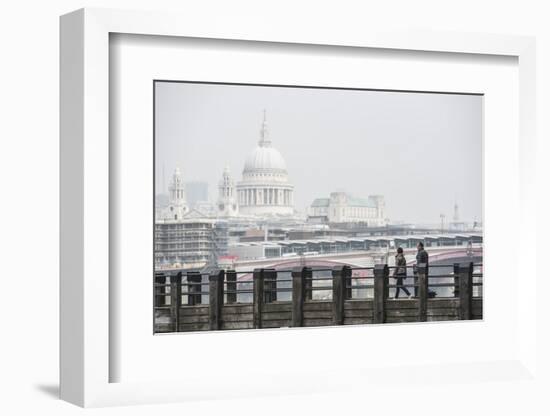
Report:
154,263,482,333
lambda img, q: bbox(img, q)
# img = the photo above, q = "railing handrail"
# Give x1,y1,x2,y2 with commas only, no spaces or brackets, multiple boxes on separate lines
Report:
155,262,483,276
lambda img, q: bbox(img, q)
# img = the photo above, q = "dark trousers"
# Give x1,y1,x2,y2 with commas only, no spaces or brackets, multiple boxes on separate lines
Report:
394,274,411,298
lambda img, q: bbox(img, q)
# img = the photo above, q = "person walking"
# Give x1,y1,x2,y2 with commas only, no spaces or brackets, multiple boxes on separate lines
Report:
393,247,411,299
413,241,429,297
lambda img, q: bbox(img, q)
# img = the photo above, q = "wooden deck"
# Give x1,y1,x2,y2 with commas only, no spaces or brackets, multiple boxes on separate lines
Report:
156,298,482,333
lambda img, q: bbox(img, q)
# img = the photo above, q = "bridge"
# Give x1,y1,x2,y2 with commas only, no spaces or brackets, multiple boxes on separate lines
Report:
154,261,483,333
231,245,483,274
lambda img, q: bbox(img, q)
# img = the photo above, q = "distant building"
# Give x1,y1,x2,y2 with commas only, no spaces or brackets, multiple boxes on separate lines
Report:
228,243,283,260
184,181,209,208
217,166,239,217
156,168,189,221
449,201,467,231
155,209,228,269
155,193,169,209
236,111,295,216
309,191,387,226
193,201,216,217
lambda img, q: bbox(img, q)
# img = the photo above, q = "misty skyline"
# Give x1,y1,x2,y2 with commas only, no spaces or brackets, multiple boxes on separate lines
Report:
155,82,482,224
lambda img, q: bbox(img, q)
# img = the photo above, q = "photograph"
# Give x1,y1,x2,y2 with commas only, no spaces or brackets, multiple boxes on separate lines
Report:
153,81,483,333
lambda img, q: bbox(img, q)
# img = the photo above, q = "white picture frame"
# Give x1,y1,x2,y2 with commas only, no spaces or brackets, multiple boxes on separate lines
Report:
60,8,537,407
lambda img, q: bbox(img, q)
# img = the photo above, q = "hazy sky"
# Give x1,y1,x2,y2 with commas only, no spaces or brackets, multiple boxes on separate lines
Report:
155,82,482,224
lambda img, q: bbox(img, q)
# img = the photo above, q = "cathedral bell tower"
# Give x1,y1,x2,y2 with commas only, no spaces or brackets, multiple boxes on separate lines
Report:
218,166,238,217
159,167,189,220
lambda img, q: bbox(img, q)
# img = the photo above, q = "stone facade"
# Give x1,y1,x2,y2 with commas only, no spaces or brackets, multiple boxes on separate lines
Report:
309,191,387,226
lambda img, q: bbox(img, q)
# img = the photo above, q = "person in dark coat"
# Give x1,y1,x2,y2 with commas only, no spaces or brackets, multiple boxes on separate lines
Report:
416,241,429,265
413,241,429,297
393,247,411,298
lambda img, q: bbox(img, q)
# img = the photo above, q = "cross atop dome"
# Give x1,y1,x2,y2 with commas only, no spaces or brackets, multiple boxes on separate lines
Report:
259,109,271,147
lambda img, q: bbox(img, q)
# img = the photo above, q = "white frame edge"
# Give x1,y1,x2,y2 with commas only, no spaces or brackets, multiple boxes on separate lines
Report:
60,7,537,407
60,9,85,406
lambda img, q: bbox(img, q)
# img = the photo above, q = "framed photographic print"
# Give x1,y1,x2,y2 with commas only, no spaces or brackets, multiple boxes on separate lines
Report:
152,81,483,335
60,8,537,408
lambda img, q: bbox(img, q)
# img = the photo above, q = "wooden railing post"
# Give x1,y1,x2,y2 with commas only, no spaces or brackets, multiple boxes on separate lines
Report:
305,267,313,301
453,263,460,298
155,272,167,307
417,263,428,322
345,267,353,300
344,266,352,301
332,265,350,325
373,264,388,324
170,272,182,332
253,268,264,329
209,269,224,330
458,262,473,320
226,270,237,304
186,271,202,305
291,267,309,327
413,267,418,297
264,268,277,303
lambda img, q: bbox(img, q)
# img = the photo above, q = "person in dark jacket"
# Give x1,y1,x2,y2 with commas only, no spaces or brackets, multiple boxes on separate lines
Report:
413,241,429,297
416,241,429,265
393,247,411,298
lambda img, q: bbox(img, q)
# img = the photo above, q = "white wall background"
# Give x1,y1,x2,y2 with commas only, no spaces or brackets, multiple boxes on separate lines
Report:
0,0,548,414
